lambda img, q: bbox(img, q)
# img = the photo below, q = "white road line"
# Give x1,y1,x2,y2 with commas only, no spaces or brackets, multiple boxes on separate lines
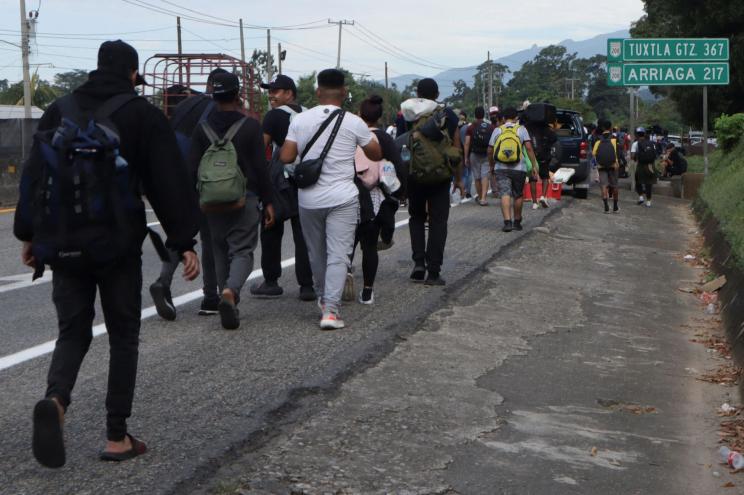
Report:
0,272,53,294
0,197,474,372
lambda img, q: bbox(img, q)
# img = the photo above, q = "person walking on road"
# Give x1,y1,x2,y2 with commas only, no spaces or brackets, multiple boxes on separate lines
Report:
280,69,381,330
403,78,464,286
488,107,539,232
352,95,406,305
593,119,621,214
464,106,494,206
15,40,200,468
150,68,227,321
189,72,275,330
458,111,472,199
250,75,315,302
631,127,658,208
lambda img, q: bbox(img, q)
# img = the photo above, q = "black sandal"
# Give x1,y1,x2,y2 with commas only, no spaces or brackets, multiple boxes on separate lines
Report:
99,433,147,462
32,398,65,468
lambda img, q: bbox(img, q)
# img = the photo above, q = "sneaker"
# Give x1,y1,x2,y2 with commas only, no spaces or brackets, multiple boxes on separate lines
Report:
465,193,473,199
149,280,176,321
250,280,283,298
198,295,220,316
604,203,610,214
539,196,549,208
532,202,540,210
218,289,240,330
645,201,652,208
637,195,645,205
410,265,426,283
342,273,355,302
502,220,513,233
424,272,446,286
613,204,620,214
358,287,374,305
317,298,325,315
513,219,523,231
320,311,345,330
479,200,489,206
377,239,394,251
299,285,317,302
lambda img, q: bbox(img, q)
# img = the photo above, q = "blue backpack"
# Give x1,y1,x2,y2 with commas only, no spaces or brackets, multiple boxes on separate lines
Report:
171,96,215,158
20,93,147,272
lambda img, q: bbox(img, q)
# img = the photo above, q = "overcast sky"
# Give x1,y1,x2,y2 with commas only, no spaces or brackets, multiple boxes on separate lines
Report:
0,0,645,85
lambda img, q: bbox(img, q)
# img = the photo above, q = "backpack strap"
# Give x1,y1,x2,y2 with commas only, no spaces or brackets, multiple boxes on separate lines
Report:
301,109,343,161
200,121,220,145
171,95,210,130
54,94,88,128
223,117,248,143
94,93,142,121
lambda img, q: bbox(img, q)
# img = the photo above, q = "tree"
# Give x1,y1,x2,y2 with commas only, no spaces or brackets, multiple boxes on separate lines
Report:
631,0,744,125
250,49,277,85
53,69,88,95
506,45,576,104
0,79,8,92
296,72,317,109
0,74,58,109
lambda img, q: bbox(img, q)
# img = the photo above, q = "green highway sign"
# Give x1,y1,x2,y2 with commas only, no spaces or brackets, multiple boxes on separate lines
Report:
607,38,729,62
607,62,729,87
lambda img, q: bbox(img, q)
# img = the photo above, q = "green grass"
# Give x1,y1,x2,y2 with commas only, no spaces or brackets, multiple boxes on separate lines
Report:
686,150,723,174
697,140,744,270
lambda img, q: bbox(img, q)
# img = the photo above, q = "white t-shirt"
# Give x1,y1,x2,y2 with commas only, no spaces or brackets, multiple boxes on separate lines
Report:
488,122,532,172
286,104,373,209
630,141,638,153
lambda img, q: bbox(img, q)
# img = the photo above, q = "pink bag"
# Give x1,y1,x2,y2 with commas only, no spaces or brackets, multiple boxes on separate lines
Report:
355,132,381,190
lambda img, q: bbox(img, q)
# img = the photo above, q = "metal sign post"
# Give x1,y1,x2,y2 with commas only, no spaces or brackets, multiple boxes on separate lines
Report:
703,86,709,176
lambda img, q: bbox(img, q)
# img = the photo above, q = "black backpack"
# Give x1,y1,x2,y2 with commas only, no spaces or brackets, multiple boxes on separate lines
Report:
470,121,492,155
531,126,555,164
637,140,657,163
595,135,617,169
27,94,145,271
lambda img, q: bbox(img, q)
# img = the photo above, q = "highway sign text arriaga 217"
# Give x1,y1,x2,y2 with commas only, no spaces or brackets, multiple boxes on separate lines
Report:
607,38,729,62
607,62,730,87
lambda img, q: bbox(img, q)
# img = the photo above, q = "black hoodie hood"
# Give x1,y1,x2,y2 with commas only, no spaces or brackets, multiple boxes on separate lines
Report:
73,70,136,108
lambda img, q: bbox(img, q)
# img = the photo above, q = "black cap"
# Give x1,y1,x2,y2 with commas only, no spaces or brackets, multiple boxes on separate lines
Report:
260,74,297,94
317,68,345,89
417,78,439,99
97,40,147,86
211,72,240,95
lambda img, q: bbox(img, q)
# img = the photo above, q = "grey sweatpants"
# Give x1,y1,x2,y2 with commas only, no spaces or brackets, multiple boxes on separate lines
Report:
300,197,359,313
206,197,260,304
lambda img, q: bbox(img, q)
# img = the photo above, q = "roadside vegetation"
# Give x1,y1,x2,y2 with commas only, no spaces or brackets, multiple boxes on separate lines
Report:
696,113,744,270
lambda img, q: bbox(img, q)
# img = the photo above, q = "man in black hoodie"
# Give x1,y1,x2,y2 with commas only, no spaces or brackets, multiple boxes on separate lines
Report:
14,40,200,467
189,72,275,330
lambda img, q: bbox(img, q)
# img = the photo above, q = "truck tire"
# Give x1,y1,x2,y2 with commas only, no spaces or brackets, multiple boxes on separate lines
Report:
573,187,588,199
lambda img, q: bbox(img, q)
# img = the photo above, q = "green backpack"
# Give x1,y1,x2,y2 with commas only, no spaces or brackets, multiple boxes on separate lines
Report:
408,111,462,184
197,118,248,210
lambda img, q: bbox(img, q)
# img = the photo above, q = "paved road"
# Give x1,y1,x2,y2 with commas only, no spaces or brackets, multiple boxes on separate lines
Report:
0,195,552,494
197,193,733,495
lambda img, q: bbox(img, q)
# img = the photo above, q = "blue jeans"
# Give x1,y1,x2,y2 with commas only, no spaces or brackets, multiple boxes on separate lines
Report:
462,165,472,196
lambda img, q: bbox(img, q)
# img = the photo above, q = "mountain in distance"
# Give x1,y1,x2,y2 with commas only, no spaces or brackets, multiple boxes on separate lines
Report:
384,29,631,98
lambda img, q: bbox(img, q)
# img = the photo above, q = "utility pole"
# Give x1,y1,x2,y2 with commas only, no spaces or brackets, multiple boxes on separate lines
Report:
176,16,183,84
239,18,245,64
629,88,636,192
384,61,388,89
277,42,282,75
266,29,272,82
328,19,354,69
19,0,32,160
488,51,493,109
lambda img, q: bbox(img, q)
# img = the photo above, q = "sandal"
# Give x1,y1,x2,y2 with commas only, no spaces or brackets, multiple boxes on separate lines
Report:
99,433,147,462
32,398,65,468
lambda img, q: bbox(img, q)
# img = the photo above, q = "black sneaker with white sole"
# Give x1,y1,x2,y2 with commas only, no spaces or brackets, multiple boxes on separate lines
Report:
410,265,426,283
198,296,220,316
299,285,317,301
149,280,176,321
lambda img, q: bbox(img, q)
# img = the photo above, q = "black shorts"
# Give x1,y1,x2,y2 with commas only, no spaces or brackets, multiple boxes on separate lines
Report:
529,160,551,182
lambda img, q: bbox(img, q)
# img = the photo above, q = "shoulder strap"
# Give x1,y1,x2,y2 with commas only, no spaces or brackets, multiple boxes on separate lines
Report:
301,109,342,160
170,95,204,129
200,121,220,145
54,94,87,127
277,105,298,117
196,100,215,124
223,117,248,143
95,93,141,121
317,110,345,163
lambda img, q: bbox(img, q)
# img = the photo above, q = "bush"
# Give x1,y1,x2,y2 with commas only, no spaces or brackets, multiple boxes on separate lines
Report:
698,139,744,270
714,113,744,152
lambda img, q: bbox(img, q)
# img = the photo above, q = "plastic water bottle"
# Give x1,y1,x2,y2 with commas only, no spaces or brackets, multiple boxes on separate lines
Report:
400,145,411,163
719,446,744,469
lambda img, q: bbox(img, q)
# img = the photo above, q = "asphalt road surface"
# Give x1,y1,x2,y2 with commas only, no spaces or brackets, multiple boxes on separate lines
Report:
0,194,553,494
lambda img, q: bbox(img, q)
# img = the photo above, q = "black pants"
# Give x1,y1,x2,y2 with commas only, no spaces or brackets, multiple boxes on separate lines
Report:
352,220,381,287
635,181,653,199
260,214,313,288
46,256,142,441
159,214,217,298
408,180,450,274
377,198,399,245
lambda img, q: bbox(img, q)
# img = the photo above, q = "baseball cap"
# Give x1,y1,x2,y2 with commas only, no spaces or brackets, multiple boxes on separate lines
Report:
636,126,646,134
211,72,240,95
489,106,499,115
97,40,147,86
260,74,297,94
